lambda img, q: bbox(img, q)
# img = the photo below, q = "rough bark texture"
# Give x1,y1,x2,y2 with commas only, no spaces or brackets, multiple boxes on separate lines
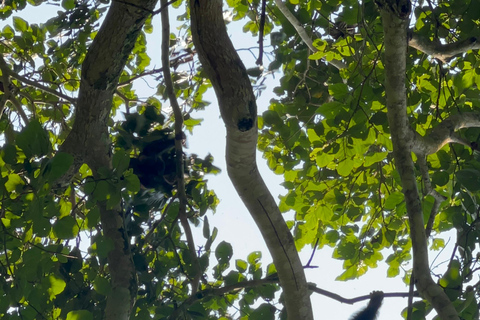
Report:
60,1,158,320
189,1,314,319
377,1,459,319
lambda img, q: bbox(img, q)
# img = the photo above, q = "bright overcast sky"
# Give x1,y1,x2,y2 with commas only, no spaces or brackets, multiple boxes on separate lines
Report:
0,2,458,319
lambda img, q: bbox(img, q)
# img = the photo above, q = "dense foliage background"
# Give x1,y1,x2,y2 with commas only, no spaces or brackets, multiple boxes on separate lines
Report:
0,0,479,319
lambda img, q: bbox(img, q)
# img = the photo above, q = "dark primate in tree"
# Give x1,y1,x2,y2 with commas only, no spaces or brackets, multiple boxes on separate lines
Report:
129,134,176,193
351,291,384,320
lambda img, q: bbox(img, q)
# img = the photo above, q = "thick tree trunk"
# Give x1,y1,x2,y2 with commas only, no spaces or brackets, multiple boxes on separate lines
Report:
189,1,314,319
60,1,158,320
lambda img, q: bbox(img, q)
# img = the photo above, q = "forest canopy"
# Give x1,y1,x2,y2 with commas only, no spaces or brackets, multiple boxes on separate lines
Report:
0,0,479,320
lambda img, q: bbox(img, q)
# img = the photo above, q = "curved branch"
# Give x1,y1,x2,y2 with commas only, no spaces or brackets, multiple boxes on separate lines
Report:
409,32,480,62
412,112,480,155
377,1,459,319
161,0,201,295
273,0,347,69
189,1,313,319
58,1,158,320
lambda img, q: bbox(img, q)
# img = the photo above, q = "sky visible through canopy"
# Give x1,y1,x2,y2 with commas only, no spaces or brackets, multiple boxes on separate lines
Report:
0,2,457,319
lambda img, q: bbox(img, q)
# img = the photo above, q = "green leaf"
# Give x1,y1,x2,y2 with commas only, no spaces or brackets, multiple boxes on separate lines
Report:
33,215,51,237
48,275,66,297
16,120,51,158
184,117,202,132
315,101,344,119
384,192,404,210
43,152,73,182
247,251,261,264
62,0,75,9
5,173,24,192
431,170,449,187
93,180,110,201
336,158,354,176
250,303,275,320
235,259,247,273
205,227,217,251
2,144,17,165
203,215,210,239
224,270,244,286
364,152,388,167
124,171,140,192
53,216,78,239
456,169,480,192
215,241,233,264
95,236,115,259
2,25,14,39
86,207,100,229
93,276,111,296
328,83,349,99
12,16,28,32
112,150,130,175
66,310,93,320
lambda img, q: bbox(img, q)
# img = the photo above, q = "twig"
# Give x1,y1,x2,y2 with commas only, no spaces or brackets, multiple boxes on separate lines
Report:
305,238,319,268
309,285,419,304
256,0,267,65
166,274,420,320
0,57,29,124
117,67,164,88
0,55,76,104
152,0,177,15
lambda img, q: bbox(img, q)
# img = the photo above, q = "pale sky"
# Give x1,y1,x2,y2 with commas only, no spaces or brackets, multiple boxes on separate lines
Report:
0,2,458,319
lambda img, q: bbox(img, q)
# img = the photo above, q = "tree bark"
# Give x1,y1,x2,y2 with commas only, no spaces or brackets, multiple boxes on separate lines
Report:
377,1,459,319
60,1,158,320
189,1,314,319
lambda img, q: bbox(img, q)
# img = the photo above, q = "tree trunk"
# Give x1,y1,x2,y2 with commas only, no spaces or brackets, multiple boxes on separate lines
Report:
189,1,314,319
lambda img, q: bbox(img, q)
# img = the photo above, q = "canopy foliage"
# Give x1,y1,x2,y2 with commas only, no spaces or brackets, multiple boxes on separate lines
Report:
0,0,479,319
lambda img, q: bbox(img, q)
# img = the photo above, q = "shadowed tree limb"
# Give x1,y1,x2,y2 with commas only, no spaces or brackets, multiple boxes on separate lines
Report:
409,33,480,62
377,0,459,318
160,0,202,295
58,1,159,320
412,112,480,154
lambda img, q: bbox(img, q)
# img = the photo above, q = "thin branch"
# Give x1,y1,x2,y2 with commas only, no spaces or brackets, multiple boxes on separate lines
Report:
117,67,164,88
309,285,419,304
0,57,29,124
417,156,446,237
161,0,201,295
274,0,346,69
0,56,76,104
166,274,420,320
256,0,267,65
152,0,177,15
305,238,319,268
